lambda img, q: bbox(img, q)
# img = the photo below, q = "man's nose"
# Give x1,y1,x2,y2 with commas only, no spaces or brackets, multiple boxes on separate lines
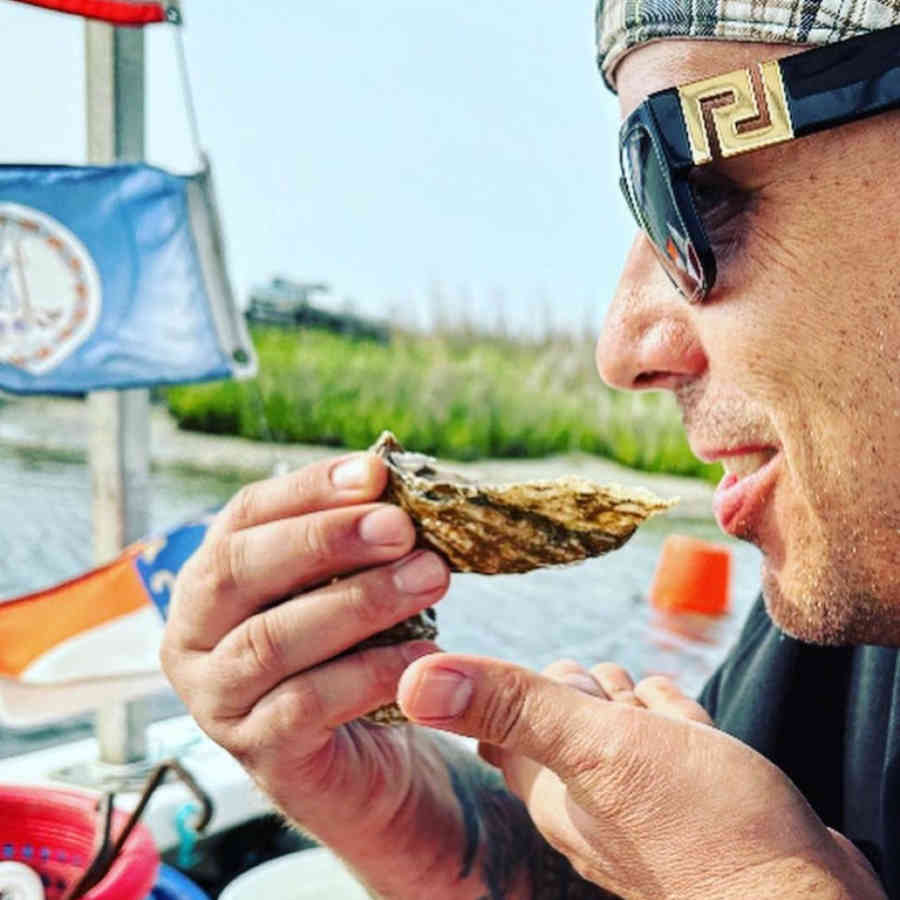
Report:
595,235,707,391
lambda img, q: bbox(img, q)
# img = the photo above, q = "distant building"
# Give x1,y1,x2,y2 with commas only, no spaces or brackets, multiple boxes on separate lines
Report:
246,277,390,343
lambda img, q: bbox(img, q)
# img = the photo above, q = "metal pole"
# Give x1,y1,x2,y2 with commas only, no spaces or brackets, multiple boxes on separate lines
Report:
85,22,152,766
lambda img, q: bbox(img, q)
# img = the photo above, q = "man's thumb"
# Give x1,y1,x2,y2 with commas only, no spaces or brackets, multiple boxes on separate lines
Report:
397,653,620,776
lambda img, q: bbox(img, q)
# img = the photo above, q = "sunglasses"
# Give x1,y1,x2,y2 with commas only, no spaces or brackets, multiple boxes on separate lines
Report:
619,24,900,302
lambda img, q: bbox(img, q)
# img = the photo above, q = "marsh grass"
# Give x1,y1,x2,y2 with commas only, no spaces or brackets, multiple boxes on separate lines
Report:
165,326,722,483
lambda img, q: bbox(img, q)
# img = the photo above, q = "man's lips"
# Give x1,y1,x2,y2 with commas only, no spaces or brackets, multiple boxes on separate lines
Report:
709,448,781,536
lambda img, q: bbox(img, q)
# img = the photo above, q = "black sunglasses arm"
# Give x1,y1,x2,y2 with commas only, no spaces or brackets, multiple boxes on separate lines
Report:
627,25,900,171
781,24,900,137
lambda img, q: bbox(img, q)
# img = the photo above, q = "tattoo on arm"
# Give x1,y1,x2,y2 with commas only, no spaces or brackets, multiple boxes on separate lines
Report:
447,763,481,880
440,740,620,899
477,784,619,899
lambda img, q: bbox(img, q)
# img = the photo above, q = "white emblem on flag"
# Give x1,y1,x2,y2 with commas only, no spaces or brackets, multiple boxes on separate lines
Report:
0,203,102,375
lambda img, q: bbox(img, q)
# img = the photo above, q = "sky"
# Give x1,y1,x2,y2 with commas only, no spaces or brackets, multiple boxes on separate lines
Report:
0,0,635,336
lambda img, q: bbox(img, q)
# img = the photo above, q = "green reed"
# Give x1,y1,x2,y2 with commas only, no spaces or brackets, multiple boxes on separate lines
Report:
165,327,722,483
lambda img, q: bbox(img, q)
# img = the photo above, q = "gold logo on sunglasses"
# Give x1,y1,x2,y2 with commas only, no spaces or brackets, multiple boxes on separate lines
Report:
678,61,794,165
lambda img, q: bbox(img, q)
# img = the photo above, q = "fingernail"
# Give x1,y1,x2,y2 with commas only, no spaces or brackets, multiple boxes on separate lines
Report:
331,455,370,490
393,552,447,594
560,672,604,697
359,506,411,545
406,667,472,720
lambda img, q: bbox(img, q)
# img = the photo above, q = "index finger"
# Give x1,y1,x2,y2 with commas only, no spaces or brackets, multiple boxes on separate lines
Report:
634,675,713,724
209,452,387,538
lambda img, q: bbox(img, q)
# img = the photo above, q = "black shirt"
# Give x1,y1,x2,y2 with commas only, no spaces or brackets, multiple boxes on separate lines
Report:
700,596,900,896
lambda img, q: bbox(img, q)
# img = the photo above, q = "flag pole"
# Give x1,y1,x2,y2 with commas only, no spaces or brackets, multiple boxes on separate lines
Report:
85,21,152,766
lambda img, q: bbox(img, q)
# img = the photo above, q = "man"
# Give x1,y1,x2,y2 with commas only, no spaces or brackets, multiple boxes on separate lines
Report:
160,5,900,898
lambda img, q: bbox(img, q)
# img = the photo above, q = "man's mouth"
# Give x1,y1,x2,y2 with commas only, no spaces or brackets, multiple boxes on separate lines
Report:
698,444,781,537
704,446,781,537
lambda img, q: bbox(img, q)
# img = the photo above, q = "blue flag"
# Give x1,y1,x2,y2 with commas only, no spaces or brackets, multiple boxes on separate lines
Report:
0,163,256,393
135,515,212,620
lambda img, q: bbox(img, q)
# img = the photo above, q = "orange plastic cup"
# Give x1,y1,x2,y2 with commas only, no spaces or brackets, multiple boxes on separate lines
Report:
648,534,732,616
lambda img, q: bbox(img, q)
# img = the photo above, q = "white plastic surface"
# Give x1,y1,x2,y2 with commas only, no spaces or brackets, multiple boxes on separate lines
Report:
0,861,45,900
219,848,370,900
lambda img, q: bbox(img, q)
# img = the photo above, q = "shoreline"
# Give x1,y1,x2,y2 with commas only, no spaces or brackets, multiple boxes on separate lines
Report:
0,395,715,520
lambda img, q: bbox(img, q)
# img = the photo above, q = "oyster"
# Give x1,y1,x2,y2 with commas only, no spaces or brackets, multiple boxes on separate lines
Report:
373,431,674,573
359,431,675,724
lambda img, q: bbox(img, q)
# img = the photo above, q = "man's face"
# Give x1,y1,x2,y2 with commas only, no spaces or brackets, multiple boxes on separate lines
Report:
597,40,900,645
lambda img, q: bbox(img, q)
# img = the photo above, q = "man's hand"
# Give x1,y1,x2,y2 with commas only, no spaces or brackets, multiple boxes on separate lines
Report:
160,454,479,895
397,655,887,899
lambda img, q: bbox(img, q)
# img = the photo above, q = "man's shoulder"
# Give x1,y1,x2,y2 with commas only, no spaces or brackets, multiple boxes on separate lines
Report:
699,595,900,895
698,594,781,720
698,594,853,748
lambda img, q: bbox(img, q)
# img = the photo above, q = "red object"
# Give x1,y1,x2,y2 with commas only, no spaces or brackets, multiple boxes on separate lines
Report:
0,785,159,900
10,0,177,25
648,534,732,616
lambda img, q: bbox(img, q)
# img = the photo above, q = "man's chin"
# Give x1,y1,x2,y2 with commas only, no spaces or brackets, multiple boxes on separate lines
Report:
761,560,898,648
761,564,855,647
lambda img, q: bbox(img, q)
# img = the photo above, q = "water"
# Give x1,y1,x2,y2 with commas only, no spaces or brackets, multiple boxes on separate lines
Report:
0,448,762,760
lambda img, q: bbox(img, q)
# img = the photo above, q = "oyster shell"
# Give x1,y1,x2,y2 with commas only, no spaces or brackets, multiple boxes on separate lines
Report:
373,431,674,573
360,431,675,724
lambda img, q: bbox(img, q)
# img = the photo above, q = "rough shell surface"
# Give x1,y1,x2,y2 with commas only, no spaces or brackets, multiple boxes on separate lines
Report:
373,431,674,574
361,431,675,724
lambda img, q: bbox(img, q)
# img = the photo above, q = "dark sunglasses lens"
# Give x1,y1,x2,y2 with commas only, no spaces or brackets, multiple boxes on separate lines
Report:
621,125,705,302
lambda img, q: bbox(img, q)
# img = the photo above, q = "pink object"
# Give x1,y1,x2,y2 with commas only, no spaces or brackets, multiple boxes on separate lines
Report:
0,784,159,900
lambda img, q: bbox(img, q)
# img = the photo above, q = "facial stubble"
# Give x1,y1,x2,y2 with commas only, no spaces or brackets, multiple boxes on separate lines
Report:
760,500,900,647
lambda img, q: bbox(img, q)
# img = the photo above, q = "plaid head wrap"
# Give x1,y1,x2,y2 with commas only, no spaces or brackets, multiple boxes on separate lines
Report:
596,0,900,88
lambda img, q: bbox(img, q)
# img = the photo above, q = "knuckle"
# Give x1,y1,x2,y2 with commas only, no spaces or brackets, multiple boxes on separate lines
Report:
200,655,256,720
214,683,327,766
611,690,641,707
193,691,235,734
270,682,327,738
200,533,240,596
223,532,250,594
635,675,701,713
225,482,263,532
542,658,583,678
213,716,256,763
477,670,532,747
638,674,676,693
242,613,286,680
590,662,635,694
296,515,334,569
593,661,629,679
158,656,220,730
